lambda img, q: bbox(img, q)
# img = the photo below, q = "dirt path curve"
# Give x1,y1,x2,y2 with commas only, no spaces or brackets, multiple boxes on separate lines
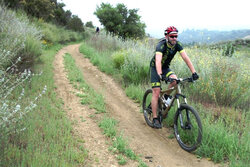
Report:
54,44,221,167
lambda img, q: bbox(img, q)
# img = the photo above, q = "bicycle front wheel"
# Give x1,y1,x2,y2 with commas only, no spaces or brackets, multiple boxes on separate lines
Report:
174,104,202,152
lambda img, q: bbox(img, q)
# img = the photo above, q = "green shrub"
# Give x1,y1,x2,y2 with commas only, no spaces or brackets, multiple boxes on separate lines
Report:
19,35,42,67
37,19,84,45
99,118,117,138
69,31,79,41
112,50,126,69
0,5,41,68
222,42,235,57
42,26,57,44
121,50,149,85
125,84,145,103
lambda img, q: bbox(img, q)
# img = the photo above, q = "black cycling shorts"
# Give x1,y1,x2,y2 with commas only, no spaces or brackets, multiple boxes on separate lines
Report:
150,67,175,88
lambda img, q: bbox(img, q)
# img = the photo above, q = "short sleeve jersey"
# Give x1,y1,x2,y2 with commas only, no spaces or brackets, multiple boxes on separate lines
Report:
150,38,184,69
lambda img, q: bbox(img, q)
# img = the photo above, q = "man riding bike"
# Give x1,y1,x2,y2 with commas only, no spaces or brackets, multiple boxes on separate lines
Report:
150,26,199,128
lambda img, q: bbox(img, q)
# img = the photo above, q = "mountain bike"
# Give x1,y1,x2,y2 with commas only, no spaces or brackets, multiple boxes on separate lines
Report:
142,77,202,152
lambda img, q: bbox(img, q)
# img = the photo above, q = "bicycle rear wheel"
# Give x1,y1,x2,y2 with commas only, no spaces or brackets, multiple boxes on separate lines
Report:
174,104,202,152
142,89,161,128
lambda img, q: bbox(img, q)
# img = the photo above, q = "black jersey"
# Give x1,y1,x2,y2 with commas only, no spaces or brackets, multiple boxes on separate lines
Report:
150,38,184,69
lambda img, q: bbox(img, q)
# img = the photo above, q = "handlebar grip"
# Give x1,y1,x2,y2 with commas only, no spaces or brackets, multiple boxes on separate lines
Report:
187,77,194,82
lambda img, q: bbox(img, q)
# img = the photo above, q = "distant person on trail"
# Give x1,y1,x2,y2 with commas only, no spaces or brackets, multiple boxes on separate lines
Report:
96,27,100,34
150,26,199,129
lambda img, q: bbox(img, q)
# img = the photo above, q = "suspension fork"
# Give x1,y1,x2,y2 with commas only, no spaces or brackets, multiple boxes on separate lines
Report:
176,93,188,129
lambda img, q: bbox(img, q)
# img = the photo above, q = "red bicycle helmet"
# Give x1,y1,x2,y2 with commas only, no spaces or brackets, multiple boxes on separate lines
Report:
164,26,178,35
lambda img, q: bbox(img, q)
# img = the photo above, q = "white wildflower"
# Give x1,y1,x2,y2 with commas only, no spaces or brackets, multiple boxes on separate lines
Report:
15,104,21,111
42,85,47,94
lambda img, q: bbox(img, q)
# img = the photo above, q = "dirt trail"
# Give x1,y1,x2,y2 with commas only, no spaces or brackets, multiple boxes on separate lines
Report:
53,44,222,167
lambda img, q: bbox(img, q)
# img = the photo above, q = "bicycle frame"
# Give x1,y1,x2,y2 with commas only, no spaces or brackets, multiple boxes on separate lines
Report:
160,81,188,118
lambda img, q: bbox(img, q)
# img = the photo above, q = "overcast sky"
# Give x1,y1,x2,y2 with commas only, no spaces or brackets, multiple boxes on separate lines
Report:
59,0,250,38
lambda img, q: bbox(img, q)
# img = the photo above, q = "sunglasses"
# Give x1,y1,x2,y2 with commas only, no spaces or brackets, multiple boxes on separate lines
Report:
169,35,178,38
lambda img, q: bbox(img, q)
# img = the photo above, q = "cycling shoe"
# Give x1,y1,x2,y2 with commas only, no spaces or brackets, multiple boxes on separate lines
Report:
153,118,162,129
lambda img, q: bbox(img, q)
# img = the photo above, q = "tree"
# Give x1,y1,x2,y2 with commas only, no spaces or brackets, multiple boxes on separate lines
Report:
21,0,56,21
85,21,94,28
2,0,20,9
53,2,71,26
67,15,84,32
2,0,60,22
2,0,85,33
94,3,146,39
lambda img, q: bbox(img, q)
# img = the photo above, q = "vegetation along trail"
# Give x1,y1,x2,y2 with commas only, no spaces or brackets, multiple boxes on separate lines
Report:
53,44,222,167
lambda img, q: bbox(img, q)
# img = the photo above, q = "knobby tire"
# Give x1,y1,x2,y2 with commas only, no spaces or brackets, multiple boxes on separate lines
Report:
174,104,202,152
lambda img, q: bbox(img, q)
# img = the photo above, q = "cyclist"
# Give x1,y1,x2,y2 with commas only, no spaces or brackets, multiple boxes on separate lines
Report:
96,27,100,34
150,26,199,128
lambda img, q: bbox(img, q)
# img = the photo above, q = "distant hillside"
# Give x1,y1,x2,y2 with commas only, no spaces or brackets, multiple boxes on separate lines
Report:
243,35,250,40
179,29,250,44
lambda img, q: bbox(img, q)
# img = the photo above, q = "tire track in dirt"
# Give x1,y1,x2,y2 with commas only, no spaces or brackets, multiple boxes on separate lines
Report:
53,46,138,167
54,44,223,167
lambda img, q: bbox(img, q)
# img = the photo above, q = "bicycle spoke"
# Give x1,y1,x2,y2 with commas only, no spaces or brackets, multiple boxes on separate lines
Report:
179,111,197,143
174,104,202,152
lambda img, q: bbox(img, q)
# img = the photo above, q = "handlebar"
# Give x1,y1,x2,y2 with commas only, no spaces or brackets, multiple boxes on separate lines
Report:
166,77,194,84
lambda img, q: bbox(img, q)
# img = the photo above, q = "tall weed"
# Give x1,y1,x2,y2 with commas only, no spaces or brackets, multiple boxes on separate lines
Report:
0,4,88,166
79,42,116,75
0,4,42,68
166,46,250,109
36,19,83,45
195,105,249,166
85,33,153,85
1,45,88,166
